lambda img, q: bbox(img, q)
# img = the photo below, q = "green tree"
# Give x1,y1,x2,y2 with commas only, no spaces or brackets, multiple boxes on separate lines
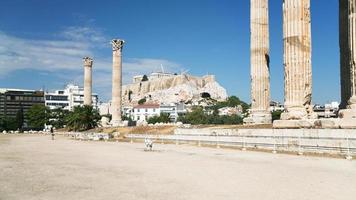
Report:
210,96,250,113
48,108,69,129
27,104,50,130
138,98,146,105
65,105,101,131
147,113,171,124
0,117,18,131
177,106,243,125
16,107,24,130
272,110,283,121
141,75,148,81
178,106,209,124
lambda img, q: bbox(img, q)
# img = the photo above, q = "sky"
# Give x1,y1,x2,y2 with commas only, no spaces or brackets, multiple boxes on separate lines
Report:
0,0,340,104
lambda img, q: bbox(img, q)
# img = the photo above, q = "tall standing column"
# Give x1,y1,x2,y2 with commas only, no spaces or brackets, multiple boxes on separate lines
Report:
244,0,271,124
111,39,125,126
340,0,351,109
280,0,316,120
339,0,356,127
83,57,93,106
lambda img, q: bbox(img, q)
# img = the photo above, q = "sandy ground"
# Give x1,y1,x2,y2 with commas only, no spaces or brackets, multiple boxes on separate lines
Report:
0,134,355,200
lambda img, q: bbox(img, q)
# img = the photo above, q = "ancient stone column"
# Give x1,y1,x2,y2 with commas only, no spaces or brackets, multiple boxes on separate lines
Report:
111,39,125,126
280,0,316,120
339,0,351,109
83,57,93,106
339,0,356,127
244,0,271,124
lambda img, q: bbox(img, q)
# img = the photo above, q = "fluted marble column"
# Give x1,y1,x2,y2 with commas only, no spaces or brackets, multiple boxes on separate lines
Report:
83,57,93,106
339,0,356,124
111,39,124,126
281,0,316,120
340,0,351,109
244,0,271,124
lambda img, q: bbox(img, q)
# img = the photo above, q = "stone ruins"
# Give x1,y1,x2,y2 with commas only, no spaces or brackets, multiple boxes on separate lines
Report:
243,0,272,124
246,0,356,128
122,73,227,106
83,0,356,128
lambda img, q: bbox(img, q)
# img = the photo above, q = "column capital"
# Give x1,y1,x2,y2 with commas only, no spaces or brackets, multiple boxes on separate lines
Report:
83,57,93,67
111,39,125,51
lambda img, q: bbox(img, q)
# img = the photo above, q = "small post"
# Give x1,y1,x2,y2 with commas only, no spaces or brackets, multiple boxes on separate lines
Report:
161,137,164,144
175,135,179,145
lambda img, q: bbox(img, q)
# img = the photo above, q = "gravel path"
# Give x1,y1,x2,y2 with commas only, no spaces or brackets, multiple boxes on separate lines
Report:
0,134,355,200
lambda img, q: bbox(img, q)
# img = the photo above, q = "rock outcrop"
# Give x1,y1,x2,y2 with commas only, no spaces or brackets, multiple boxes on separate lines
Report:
122,74,227,106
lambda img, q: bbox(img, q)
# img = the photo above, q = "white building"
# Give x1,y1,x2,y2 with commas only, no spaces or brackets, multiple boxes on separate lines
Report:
132,104,160,122
45,84,98,110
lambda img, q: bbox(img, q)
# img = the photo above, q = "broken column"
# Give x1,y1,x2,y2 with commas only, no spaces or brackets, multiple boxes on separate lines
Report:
83,57,93,106
339,0,356,128
111,39,125,126
274,0,317,128
244,0,271,124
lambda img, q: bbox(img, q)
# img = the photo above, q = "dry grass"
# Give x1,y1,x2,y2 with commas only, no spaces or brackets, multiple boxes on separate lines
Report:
190,124,273,129
99,126,177,137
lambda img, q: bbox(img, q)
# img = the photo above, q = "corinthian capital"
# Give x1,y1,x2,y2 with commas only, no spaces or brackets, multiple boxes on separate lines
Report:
111,39,125,51
83,57,93,66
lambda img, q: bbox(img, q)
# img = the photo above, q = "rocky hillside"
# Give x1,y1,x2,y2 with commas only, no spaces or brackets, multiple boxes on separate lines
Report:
122,74,227,105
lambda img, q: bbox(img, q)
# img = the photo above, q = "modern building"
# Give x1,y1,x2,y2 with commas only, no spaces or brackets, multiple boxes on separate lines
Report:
45,84,98,110
160,103,186,121
131,103,186,122
132,104,160,122
0,88,45,126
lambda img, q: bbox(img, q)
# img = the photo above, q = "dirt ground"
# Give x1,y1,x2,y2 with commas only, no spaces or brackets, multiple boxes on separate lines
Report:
0,134,355,200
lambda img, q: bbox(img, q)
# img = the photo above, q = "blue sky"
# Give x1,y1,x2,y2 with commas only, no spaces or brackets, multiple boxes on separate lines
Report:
0,0,340,104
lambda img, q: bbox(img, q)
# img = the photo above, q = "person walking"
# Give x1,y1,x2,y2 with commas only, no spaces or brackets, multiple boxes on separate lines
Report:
51,127,55,140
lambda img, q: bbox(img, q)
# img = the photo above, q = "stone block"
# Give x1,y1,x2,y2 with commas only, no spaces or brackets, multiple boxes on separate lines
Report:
339,118,356,129
273,120,314,129
339,109,356,119
318,119,340,129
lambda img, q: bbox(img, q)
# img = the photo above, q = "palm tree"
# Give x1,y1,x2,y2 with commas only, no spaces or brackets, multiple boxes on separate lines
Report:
66,105,101,131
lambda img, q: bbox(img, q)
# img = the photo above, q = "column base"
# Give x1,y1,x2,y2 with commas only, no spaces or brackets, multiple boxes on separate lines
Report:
243,112,272,125
110,120,127,127
339,108,356,119
338,108,356,129
281,106,318,120
273,119,317,129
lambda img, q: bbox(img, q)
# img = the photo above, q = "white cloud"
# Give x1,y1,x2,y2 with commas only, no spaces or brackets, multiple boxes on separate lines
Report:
0,28,181,101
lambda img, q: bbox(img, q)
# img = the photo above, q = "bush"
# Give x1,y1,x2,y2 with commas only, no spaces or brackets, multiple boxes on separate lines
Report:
138,98,146,105
141,75,148,81
209,96,250,113
147,113,171,124
272,110,283,121
177,106,243,125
